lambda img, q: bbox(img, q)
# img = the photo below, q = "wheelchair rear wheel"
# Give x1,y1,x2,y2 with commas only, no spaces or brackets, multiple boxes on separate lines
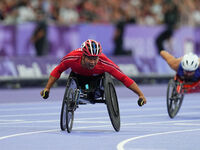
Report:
167,79,184,118
60,77,77,133
104,73,120,132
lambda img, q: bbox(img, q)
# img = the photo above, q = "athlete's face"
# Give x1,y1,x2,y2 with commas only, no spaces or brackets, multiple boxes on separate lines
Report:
82,55,99,70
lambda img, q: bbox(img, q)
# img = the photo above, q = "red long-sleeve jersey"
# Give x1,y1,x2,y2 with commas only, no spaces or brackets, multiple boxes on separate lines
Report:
50,48,134,87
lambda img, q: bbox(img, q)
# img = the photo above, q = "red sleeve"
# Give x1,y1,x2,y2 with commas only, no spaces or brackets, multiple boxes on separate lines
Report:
99,55,134,87
50,50,80,78
50,57,71,79
50,62,69,79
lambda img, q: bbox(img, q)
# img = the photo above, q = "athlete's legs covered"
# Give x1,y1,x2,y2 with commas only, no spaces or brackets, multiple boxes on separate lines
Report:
70,72,104,100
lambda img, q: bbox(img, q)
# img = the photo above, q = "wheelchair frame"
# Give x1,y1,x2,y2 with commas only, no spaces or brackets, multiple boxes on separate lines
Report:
166,75,200,118
60,72,120,133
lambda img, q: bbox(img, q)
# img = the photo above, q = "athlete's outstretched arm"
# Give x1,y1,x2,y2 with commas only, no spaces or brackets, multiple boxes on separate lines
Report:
40,56,70,99
101,55,146,105
160,51,182,71
40,75,58,99
44,75,57,91
128,82,146,104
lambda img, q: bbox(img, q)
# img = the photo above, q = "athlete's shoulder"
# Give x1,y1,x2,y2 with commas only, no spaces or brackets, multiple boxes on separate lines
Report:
61,48,82,62
99,53,110,61
98,53,120,69
69,48,83,55
99,53,115,63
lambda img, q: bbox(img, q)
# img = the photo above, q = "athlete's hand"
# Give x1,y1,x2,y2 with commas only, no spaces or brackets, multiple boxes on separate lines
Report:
40,89,49,99
137,96,146,107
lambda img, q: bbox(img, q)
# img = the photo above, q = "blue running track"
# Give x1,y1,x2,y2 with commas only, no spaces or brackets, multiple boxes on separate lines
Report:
0,84,200,150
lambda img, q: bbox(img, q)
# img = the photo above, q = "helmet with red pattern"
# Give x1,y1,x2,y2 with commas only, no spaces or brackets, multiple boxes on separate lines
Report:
81,39,102,56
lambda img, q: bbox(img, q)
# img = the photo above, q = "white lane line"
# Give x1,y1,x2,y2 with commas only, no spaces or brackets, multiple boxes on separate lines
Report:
0,107,59,112
0,114,173,124
0,120,59,125
0,102,199,112
0,110,200,121
0,125,57,128
76,112,200,121
1,122,200,142
0,103,162,111
0,120,110,125
0,119,23,122
0,129,59,140
0,105,116,112
1,109,200,125
174,123,200,126
0,109,139,118
122,119,200,126
1,119,200,128
117,128,200,150
0,104,200,114
0,124,113,141
0,113,59,118
76,120,110,124
1,115,200,126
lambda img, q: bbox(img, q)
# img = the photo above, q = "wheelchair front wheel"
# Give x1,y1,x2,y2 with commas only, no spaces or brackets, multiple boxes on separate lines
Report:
60,87,74,133
104,73,120,132
167,79,184,118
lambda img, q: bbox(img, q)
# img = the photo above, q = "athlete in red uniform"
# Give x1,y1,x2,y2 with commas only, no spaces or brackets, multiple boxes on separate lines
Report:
41,39,146,105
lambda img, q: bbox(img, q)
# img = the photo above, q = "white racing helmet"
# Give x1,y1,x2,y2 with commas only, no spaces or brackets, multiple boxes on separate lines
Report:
181,53,199,71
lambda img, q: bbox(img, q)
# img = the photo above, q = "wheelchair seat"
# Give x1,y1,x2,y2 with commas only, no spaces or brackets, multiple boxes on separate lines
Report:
70,72,104,101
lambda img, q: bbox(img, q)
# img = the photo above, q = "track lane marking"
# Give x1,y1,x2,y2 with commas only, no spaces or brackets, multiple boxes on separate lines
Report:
117,128,200,150
1,112,200,125
0,124,114,141
0,129,59,140
0,111,199,120
1,119,200,141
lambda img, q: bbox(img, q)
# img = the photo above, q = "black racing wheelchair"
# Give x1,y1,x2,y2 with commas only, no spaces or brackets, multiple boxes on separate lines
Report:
60,72,120,133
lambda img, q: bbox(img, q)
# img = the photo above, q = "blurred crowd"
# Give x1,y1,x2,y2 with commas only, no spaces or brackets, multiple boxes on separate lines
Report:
0,0,200,26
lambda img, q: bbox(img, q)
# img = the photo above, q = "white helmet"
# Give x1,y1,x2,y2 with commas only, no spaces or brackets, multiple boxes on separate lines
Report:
181,53,199,71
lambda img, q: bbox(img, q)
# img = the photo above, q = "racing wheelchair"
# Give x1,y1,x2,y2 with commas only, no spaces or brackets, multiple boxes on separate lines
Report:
167,75,200,118
60,72,120,133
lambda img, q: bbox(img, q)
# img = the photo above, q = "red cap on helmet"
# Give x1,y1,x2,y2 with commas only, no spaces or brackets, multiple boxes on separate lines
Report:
81,39,102,56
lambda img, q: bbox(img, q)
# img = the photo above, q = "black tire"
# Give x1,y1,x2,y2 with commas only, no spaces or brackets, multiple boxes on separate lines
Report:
104,73,120,132
60,77,77,133
167,79,184,118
